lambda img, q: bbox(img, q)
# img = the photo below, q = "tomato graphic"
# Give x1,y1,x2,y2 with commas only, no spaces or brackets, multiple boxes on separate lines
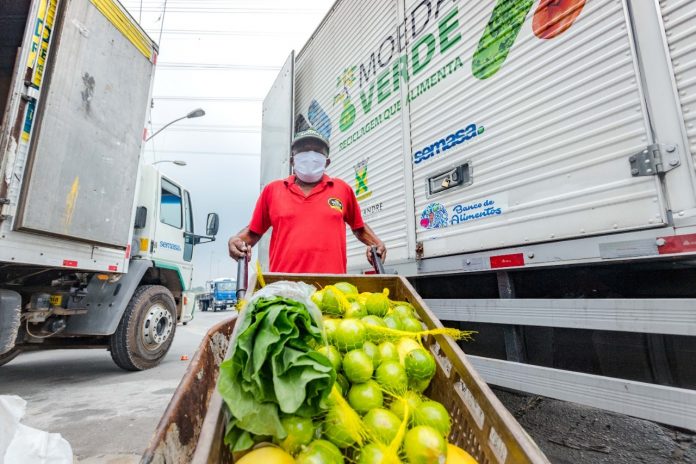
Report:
533,0,587,39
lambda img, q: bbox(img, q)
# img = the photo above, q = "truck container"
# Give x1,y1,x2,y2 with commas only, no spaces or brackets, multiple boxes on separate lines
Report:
0,0,218,370
260,0,696,430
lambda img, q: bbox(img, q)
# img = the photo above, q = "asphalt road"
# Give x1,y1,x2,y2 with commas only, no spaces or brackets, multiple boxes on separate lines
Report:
0,310,232,463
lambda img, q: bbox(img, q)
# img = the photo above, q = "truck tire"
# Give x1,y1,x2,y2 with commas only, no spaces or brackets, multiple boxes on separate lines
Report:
109,285,177,371
0,348,20,367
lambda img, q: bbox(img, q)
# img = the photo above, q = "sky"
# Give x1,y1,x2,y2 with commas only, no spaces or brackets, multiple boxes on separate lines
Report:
121,0,335,287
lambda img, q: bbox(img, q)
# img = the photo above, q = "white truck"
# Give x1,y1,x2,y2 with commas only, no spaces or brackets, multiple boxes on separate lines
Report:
261,0,696,431
0,0,218,370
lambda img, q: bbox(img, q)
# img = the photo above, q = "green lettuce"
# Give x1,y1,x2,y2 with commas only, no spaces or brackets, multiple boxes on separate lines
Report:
217,295,335,451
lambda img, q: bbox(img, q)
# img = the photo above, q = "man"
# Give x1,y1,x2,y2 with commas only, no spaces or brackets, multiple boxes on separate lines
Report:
228,128,386,273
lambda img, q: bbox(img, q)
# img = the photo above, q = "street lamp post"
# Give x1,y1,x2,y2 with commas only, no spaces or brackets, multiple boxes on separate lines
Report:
146,108,205,142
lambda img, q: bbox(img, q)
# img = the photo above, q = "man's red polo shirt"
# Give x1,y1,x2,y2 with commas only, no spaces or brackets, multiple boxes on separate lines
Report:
249,175,365,273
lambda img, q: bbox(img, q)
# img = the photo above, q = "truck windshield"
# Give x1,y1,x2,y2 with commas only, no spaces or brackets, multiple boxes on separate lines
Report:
216,282,234,291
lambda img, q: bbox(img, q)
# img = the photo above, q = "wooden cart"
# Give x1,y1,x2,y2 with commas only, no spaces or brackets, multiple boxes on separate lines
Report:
142,274,549,464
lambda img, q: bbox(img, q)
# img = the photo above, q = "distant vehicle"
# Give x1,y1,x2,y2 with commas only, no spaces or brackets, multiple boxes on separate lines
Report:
198,278,236,312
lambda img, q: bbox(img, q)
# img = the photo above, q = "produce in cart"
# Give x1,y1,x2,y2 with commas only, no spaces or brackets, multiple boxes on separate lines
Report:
217,280,478,463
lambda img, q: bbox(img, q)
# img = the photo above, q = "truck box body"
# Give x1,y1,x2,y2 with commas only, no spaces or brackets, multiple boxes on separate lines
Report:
261,0,696,430
283,0,696,272
0,0,156,273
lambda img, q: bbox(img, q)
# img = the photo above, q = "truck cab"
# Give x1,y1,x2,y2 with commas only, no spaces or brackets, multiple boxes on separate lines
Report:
211,279,236,311
199,278,236,312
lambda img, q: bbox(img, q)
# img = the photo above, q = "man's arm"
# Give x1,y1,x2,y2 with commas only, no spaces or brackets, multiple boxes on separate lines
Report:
352,224,387,265
228,227,263,260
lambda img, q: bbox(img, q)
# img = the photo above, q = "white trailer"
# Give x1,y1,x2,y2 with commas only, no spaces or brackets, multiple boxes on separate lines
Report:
0,0,218,370
261,0,696,430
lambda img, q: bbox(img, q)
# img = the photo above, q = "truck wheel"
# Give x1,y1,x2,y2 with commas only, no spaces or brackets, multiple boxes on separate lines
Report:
110,285,176,371
0,348,20,367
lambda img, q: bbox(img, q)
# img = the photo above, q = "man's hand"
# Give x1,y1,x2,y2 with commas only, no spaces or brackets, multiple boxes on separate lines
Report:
228,228,261,261
366,242,387,266
228,236,251,261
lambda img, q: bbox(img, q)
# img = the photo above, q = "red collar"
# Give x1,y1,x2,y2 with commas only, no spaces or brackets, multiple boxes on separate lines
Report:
284,174,333,197
283,174,333,187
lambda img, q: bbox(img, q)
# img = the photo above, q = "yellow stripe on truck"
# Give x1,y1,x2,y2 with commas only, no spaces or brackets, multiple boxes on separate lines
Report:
89,0,155,61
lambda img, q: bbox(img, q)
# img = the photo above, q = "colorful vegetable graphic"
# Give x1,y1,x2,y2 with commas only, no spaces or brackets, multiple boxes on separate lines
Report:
472,0,535,80
533,0,587,39
473,0,586,80
308,99,332,140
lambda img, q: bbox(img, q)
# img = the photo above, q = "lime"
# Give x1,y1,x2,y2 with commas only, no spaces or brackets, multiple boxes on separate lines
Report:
383,313,402,331
357,443,385,464
409,377,431,393
403,426,447,464
375,360,407,394
363,408,402,444
311,291,324,308
361,315,386,327
377,341,399,364
237,446,295,464
365,293,389,317
296,439,344,464
279,415,315,454
401,316,423,332
413,400,451,437
361,315,387,342
335,282,359,295
446,443,479,463
405,348,436,381
323,319,339,344
317,345,342,373
397,338,422,364
362,341,381,367
323,407,356,448
345,301,367,319
321,288,344,317
343,349,373,384
392,304,414,319
334,319,366,351
335,373,349,395
348,379,383,414
389,390,422,420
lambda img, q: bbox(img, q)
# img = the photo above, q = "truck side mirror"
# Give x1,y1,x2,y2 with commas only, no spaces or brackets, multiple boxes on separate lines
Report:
206,213,219,236
134,206,147,228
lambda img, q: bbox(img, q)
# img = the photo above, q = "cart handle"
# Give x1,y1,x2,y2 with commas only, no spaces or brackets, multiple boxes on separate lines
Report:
236,254,248,301
370,245,385,275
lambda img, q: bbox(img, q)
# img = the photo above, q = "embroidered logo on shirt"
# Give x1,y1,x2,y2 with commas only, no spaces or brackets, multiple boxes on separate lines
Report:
328,198,343,211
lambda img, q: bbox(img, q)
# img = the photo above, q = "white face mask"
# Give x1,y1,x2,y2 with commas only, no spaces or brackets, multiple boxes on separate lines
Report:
293,151,327,183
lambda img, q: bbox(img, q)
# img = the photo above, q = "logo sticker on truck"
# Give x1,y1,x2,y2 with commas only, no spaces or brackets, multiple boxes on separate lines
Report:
420,203,448,229
413,123,484,165
159,241,182,252
420,195,508,229
354,159,372,200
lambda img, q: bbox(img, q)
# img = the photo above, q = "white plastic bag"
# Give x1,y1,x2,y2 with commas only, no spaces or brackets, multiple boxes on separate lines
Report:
246,280,321,321
230,280,324,345
0,395,73,464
